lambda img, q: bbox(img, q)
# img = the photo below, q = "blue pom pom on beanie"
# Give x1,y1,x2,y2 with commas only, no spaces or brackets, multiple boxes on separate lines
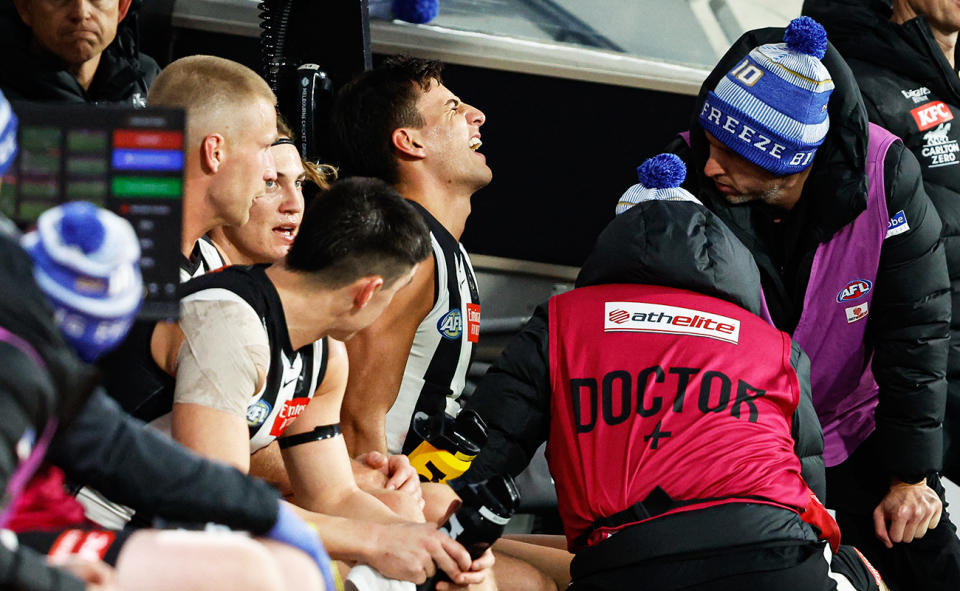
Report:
784,16,828,59
617,153,700,215
393,0,438,24
637,153,686,189
698,16,834,176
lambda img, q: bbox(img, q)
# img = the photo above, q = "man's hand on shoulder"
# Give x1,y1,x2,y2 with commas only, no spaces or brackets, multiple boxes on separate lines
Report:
872,478,943,548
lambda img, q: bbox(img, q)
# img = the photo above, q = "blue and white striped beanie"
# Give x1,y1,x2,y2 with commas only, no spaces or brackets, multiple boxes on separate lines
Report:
616,153,700,215
0,89,18,176
699,16,834,176
21,202,142,362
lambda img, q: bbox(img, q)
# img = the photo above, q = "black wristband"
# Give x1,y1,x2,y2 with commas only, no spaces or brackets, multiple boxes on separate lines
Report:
278,424,342,449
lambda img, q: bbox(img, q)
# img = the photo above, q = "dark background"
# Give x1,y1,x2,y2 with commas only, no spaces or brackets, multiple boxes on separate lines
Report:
140,9,697,268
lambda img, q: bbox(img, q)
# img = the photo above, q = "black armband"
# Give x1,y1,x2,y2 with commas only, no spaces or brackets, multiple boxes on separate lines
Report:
278,424,342,449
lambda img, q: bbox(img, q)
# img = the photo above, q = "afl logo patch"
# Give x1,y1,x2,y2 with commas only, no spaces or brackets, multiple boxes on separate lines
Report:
437,308,463,340
837,280,872,303
247,399,272,428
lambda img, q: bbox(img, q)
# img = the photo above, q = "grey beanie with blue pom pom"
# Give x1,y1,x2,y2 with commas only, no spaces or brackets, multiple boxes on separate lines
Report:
699,16,834,176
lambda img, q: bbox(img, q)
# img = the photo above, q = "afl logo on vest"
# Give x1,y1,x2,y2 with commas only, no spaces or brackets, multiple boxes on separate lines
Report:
836,279,872,303
437,308,463,339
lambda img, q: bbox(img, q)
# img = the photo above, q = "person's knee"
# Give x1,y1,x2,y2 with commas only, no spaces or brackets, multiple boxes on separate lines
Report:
492,552,557,591
259,539,325,591
115,529,292,591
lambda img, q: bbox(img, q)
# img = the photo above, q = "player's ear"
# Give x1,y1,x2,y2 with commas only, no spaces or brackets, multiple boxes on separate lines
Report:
200,133,225,173
353,276,385,309
392,127,426,159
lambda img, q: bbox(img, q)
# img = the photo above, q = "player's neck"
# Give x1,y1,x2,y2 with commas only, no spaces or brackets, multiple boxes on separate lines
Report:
266,265,336,350
396,178,472,240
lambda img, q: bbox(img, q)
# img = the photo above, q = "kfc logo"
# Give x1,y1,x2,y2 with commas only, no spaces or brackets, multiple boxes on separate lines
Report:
911,101,954,131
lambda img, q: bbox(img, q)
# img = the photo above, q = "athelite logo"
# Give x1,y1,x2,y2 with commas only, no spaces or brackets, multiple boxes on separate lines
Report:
911,101,954,131
604,302,740,344
837,279,872,303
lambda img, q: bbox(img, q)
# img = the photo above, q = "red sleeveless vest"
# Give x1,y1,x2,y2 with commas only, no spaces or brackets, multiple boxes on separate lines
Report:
547,284,810,548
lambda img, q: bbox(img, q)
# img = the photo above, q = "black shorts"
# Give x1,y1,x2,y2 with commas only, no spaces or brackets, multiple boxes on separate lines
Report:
17,528,134,566
570,542,881,591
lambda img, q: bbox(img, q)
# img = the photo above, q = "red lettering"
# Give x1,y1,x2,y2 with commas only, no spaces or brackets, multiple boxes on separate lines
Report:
701,318,716,329
466,303,481,344
673,316,691,327
717,323,735,334
270,397,311,437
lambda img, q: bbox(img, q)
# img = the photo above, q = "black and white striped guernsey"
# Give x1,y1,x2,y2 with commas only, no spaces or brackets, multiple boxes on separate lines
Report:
177,265,329,452
386,202,479,455
179,235,226,282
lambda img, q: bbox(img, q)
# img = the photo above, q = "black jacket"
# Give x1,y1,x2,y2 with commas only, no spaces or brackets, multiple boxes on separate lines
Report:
0,3,158,105
464,198,826,530
668,28,951,485
0,231,280,591
804,0,960,480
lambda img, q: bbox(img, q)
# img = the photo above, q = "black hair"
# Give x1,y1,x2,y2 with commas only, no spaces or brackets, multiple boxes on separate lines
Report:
330,56,443,183
285,176,431,287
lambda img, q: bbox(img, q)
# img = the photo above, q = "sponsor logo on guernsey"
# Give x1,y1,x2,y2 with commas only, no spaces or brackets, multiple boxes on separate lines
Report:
49,530,116,561
886,210,910,238
921,122,959,168
604,302,740,344
466,303,481,343
911,101,953,131
901,86,931,104
247,399,272,428
270,397,311,437
437,308,463,339
836,279,872,303
845,302,869,324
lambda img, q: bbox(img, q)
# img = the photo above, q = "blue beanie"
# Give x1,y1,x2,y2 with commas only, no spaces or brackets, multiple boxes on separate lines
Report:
0,90,18,176
616,153,700,215
22,202,142,362
699,16,834,176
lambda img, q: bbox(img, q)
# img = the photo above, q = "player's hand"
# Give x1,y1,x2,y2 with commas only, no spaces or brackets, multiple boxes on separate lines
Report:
435,547,496,590
368,522,472,583
872,478,942,548
48,556,116,590
357,451,422,498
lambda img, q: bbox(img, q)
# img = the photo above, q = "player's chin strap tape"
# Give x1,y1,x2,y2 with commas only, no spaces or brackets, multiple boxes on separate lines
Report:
278,424,342,449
